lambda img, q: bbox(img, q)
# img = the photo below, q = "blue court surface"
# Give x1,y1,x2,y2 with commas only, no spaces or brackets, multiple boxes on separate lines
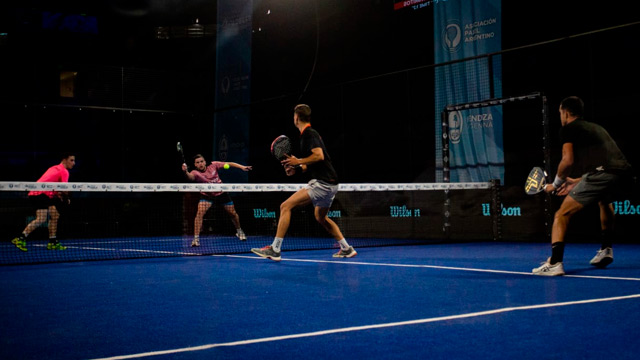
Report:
2,241,640,360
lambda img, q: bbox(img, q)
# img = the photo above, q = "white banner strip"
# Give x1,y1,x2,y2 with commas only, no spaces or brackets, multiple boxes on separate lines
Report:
0,181,492,193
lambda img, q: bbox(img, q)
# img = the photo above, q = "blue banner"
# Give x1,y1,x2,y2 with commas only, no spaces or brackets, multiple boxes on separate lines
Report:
213,1,253,183
434,0,503,183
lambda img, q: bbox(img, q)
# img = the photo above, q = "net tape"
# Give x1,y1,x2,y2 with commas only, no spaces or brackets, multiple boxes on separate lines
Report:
0,182,492,193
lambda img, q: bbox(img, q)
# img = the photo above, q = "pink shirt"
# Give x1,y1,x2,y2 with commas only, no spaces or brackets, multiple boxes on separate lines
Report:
28,164,70,198
189,161,225,197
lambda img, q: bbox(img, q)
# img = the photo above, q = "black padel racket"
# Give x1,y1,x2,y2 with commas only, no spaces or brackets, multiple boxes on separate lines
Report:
525,166,547,195
271,135,292,161
177,142,187,170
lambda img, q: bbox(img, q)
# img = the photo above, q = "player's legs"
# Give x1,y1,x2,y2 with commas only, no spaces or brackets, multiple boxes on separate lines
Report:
315,206,357,258
192,200,212,246
314,206,343,240
223,203,247,240
590,201,615,267
12,208,48,251
12,195,52,251
48,205,59,239
194,200,212,235
223,204,241,228
251,189,311,261
276,188,312,238
533,195,583,276
551,195,584,246
598,201,614,245
24,209,49,236
46,205,67,250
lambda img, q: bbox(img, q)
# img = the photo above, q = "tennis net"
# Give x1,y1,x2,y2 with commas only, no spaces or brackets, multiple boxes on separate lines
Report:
0,181,498,264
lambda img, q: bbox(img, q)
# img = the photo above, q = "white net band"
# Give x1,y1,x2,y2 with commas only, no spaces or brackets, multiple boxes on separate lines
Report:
0,181,492,193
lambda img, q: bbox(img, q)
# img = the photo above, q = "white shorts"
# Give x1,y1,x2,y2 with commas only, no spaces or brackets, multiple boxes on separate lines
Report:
305,179,338,208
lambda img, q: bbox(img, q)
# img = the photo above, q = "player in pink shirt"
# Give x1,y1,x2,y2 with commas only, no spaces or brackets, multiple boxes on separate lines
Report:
12,153,76,251
182,154,252,247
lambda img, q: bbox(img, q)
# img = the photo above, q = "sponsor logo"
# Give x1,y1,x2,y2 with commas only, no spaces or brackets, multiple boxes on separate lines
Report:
442,21,462,53
390,205,421,218
448,111,463,144
613,200,640,215
253,208,276,219
482,203,521,216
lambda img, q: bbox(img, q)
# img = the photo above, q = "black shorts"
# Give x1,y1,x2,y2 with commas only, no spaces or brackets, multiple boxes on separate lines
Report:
29,194,63,211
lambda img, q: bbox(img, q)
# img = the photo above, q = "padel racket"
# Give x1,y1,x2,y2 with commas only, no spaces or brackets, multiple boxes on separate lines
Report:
271,135,292,161
525,166,547,195
177,142,186,163
177,141,188,170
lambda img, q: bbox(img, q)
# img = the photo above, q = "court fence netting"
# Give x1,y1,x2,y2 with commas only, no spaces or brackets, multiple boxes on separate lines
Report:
0,181,508,265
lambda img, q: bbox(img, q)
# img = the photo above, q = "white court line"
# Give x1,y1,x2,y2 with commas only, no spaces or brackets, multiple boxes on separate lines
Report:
91,293,640,360
32,244,195,256
221,255,640,282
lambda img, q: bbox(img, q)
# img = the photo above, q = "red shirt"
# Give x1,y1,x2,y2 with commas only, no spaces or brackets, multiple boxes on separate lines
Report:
28,164,70,198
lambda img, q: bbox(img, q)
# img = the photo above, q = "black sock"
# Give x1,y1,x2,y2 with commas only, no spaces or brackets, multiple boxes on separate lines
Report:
550,242,565,264
601,229,613,250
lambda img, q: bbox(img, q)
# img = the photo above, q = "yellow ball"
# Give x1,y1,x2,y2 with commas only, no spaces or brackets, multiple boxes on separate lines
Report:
223,163,230,169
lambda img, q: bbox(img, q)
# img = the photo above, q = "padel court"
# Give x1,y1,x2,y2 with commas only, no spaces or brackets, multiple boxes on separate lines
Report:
2,242,640,359
2,2,640,360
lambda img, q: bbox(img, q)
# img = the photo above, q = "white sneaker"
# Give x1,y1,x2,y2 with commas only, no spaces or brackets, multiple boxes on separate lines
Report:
236,229,247,241
532,260,565,276
333,246,357,258
191,238,200,247
590,247,613,268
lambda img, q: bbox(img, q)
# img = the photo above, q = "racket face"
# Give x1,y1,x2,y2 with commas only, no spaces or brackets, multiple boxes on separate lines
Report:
525,167,546,195
271,135,291,161
177,142,186,165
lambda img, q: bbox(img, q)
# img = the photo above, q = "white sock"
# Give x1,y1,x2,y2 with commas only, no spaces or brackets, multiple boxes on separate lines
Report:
338,239,350,250
271,237,283,252
194,235,199,240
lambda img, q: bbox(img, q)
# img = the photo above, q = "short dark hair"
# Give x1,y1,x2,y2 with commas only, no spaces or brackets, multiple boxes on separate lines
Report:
560,96,584,118
60,152,75,160
193,154,205,162
294,104,311,122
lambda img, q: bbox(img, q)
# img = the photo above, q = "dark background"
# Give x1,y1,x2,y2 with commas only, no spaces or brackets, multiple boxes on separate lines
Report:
0,0,639,243
1,0,638,184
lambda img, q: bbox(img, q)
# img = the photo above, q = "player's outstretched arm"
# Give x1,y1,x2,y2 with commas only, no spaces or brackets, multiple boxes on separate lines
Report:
226,162,252,172
182,164,196,181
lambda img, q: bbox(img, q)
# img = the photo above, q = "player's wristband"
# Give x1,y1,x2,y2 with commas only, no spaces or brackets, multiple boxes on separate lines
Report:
552,175,565,189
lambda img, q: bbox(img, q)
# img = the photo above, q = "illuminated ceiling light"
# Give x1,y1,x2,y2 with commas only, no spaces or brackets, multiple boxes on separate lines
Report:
187,18,204,38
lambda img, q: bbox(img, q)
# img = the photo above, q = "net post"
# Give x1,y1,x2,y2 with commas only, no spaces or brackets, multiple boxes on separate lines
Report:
541,94,553,241
441,108,451,240
490,178,502,241
488,55,495,99
441,108,450,183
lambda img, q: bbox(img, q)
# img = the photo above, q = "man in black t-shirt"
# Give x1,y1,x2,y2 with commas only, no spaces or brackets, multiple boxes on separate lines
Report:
533,96,633,276
251,104,356,261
